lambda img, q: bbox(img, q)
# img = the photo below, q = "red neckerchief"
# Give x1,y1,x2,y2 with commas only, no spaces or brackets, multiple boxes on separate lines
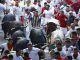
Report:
24,57,31,60
7,43,13,51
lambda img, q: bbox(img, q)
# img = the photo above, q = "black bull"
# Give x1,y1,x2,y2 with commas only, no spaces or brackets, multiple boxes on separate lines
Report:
2,21,46,50
11,28,46,50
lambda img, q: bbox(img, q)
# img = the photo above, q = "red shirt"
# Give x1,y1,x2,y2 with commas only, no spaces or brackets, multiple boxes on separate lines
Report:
65,0,73,5
56,13,67,27
72,2,80,13
58,56,67,60
24,57,31,60
2,56,8,60
41,7,46,13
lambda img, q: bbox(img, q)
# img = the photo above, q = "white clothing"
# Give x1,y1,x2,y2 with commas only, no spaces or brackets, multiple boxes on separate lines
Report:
13,6,22,17
44,47,51,60
63,10,70,17
78,20,80,27
25,25,31,40
0,43,8,51
54,48,66,57
23,47,40,60
5,0,13,5
43,10,53,19
42,10,54,25
41,0,46,7
51,29,64,41
13,54,24,60
0,43,13,56
41,17,46,26
71,53,80,60
72,11,77,17
65,29,76,38
63,46,74,56
0,3,5,17
60,27,67,35
52,0,61,6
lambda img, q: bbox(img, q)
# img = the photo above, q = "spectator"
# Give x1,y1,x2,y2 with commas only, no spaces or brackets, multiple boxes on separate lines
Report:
71,47,80,60
56,11,67,35
64,0,73,5
13,50,24,60
0,0,5,22
41,2,47,13
71,1,80,14
53,52,67,60
1,50,10,60
70,31,78,46
8,54,13,60
73,18,79,27
23,43,43,60
67,11,75,25
63,38,73,57
24,52,32,60
0,38,13,55
54,42,66,57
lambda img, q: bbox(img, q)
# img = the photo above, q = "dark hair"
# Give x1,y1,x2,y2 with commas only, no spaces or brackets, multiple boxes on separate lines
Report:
56,42,62,46
34,0,37,2
0,0,5,4
8,54,13,60
71,31,77,36
4,50,10,54
74,47,78,51
44,2,47,5
54,52,60,59
74,18,79,21
46,5,50,8
24,52,29,57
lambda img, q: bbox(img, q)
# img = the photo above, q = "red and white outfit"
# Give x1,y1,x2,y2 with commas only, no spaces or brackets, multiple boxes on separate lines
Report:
0,43,13,56
56,13,68,35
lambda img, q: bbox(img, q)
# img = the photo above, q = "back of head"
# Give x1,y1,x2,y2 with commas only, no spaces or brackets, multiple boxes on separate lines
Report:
0,0,5,4
8,54,13,60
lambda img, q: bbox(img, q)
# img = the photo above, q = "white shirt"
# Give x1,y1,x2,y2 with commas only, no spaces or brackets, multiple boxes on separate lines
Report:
13,6,22,16
0,3,6,16
44,47,51,60
41,0,46,7
43,10,53,19
52,0,61,6
65,29,76,38
71,53,80,60
0,43,9,55
13,54,24,60
54,48,66,57
23,47,40,60
51,29,64,41
5,0,13,5
63,46,74,56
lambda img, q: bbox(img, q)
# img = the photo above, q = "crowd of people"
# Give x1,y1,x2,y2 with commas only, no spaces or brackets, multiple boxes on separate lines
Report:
0,0,80,60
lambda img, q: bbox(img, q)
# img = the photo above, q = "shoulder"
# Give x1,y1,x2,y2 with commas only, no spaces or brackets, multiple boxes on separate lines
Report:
32,47,40,52
0,43,7,47
23,48,28,53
